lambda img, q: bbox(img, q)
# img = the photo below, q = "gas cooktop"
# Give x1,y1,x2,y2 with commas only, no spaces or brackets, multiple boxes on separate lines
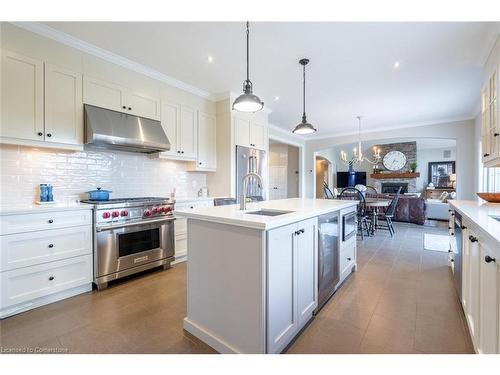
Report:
81,197,171,205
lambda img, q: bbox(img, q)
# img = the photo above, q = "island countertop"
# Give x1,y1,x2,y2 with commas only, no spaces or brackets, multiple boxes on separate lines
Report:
175,198,358,230
449,200,500,244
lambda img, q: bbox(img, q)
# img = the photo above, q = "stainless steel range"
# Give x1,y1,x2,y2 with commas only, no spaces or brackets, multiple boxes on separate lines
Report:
81,197,175,289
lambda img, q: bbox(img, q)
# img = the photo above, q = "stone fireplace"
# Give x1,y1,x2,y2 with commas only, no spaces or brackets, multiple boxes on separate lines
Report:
381,182,408,194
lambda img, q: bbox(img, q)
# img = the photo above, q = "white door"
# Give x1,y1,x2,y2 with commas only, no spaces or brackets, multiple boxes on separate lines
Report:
83,77,125,112
467,233,481,345
197,112,216,170
160,101,180,157
126,91,160,120
234,117,251,147
250,122,266,150
296,218,318,327
178,106,197,159
269,166,288,200
267,222,297,353
479,243,499,354
44,64,83,145
1,51,44,141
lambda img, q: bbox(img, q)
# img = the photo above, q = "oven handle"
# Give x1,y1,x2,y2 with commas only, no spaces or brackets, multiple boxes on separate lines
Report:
96,217,175,232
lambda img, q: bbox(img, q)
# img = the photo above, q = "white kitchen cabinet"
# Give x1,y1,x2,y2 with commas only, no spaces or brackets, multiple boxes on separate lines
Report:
267,217,317,353
234,116,267,150
466,229,481,345
482,67,500,167
478,241,499,354
189,111,216,171
0,208,93,318
1,50,44,141
83,76,160,120
44,64,83,145
158,101,197,161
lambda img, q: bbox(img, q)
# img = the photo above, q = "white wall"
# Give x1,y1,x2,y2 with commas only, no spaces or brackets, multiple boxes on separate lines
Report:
0,144,207,205
305,119,476,200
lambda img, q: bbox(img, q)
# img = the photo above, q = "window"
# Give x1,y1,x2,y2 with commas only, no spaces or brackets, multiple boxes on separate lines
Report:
483,167,500,192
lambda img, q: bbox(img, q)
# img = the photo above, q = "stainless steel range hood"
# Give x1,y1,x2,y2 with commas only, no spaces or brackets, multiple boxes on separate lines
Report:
84,104,170,153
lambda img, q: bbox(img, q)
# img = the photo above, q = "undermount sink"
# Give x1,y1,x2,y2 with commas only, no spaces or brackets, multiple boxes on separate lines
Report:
245,209,294,217
490,215,500,222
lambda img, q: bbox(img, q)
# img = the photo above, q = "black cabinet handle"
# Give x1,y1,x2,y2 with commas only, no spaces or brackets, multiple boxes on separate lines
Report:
495,133,499,137
37,132,43,137
469,235,478,243
461,225,467,229
48,244,54,248
48,276,54,281
485,255,496,263
46,133,52,137
128,107,132,111
122,106,126,109
181,151,185,154
484,153,490,157
299,229,305,233
347,257,352,261
48,219,54,224
448,226,452,230
199,162,202,165
189,206,194,209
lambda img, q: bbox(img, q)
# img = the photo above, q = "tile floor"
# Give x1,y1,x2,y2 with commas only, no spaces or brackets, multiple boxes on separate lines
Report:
0,222,474,354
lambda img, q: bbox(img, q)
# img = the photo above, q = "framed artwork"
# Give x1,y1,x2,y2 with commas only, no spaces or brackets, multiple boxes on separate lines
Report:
428,161,456,188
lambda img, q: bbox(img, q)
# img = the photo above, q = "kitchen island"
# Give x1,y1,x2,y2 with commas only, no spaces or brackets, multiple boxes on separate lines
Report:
175,198,358,354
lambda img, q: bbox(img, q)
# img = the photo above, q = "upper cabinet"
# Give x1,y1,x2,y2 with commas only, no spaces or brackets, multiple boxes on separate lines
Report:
234,116,267,150
1,51,83,149
482,68,500,167
82,76,160,121
190,112,216,171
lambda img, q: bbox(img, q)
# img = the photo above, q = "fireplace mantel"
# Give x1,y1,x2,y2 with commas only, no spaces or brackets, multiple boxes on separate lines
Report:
370,172,420,179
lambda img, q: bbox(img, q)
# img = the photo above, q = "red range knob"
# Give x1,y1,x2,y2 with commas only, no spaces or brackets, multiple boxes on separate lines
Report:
144,210,152,217
164,206,172,213
120,210,128,217
112,211,120,218
102,212,111,219
152,207,158,213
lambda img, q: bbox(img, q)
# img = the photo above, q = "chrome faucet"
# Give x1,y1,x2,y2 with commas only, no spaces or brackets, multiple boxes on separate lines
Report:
240,172,263,210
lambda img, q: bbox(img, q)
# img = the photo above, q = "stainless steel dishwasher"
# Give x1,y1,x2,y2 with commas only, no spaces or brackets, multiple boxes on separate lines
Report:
316,212,340,313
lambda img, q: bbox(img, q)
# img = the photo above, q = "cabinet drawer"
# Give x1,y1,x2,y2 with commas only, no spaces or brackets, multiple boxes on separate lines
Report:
340,243,356,275
0,254,92,309
1,225,92,271
1,209,92,235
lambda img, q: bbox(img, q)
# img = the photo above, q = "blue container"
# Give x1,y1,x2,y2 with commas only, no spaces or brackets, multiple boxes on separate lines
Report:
39,184,48,202
86,187,112,201
47,184,54,202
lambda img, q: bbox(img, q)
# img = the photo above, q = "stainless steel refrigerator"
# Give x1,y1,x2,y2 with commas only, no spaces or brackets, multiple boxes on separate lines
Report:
236,146,267,203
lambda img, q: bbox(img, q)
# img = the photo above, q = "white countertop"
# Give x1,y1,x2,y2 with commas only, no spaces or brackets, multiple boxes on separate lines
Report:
0,202,92,215
449,200,500,244
175,197,214,203
175,198,358,230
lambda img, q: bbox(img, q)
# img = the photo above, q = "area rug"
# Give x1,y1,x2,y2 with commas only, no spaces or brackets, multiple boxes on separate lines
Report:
423,233,450,252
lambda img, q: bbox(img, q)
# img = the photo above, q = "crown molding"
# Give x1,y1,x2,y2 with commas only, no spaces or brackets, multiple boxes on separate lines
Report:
305,115,475,141
268,123,306,144
11,22,216,101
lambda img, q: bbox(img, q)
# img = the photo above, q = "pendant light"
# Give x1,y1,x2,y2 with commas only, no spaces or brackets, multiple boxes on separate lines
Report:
232,22,264,112
292,58,317,134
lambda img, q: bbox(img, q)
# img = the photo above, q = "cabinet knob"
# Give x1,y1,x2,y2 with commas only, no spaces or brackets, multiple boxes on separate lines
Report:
485,255,496,263
46,133,52,138
199,162,202,165
128,107,132,111
294,230,300,236
494,133,499,137
347,257,352,261
122,106,127,109
48,276,55,281
48,244,54,248
190,206,194,209
177,151,181,153
48,219,54,224
37,132,43,137
484,153,490,157
469,235,478,243
299,229,305,233
461,225,467,229
181,151,185,154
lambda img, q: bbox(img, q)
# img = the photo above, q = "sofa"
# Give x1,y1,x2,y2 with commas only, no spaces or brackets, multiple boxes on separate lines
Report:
425,198,451,221
373,193,427,225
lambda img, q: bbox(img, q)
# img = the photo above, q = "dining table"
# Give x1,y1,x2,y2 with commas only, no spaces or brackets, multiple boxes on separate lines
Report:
365,197,392,235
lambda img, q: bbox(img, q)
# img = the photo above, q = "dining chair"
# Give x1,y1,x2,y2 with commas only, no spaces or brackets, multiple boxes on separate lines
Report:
374,186,402,237
339,187,370,239
365,185,378,198
323,181,335,199
214,198,237,206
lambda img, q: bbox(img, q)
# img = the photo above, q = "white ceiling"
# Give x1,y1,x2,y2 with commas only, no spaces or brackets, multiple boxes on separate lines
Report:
43,22,499,137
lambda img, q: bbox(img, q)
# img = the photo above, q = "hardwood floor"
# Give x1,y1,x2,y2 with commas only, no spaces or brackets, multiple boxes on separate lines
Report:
0,222,473,354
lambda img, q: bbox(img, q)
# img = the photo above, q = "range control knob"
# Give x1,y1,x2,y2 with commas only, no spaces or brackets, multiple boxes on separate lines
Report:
112,211,120,218
102,212,111,219
152,207,159,213
164,206,172,213
120,210,129,217
144,210,152,217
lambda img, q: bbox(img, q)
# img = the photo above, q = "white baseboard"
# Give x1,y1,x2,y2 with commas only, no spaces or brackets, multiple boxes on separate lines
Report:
183,317,241,354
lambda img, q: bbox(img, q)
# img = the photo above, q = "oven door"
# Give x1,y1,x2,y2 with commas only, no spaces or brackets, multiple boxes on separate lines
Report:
95,218,175,278
342,211,357,242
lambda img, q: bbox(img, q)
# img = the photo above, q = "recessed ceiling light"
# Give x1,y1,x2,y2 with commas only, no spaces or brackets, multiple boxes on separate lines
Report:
207,56,214,63
393,61,400,69
274,96,280,101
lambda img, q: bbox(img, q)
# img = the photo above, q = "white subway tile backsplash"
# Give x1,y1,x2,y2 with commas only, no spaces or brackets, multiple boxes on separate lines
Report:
0,144,207,205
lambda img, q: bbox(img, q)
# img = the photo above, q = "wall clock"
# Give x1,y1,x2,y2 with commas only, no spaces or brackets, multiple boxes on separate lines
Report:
383,151,407,171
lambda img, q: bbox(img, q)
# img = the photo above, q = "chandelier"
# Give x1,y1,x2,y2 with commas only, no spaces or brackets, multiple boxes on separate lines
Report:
340,116,381,167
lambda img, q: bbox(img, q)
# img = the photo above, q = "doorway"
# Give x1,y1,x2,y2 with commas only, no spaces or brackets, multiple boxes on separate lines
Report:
269,140,300,200
315,156,332,198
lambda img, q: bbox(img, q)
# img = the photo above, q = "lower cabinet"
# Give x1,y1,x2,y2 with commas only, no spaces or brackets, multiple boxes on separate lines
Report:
461,222,500,354
267,217,318,353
